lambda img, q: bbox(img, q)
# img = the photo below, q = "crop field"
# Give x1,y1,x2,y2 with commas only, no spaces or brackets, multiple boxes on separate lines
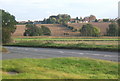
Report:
13,24,80,36
13,23,112,36
12,25,26,36
36,24,80,36
4,36,119,52
67,22,111,35
11,36,119,46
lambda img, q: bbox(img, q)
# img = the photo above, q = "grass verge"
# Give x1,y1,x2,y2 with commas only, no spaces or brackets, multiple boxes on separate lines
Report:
0,47,8,53
4,41,119,52
2,57,118,79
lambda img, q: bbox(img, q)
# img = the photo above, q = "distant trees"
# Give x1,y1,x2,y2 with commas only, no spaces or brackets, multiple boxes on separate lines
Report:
79,24,100,37
24,24,51,36
44,14,71,24
106,23,118,36
1,9,16,43
103,19,109,22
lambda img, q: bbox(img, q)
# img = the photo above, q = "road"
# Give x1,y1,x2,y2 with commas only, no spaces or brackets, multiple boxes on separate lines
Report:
2,46,119,62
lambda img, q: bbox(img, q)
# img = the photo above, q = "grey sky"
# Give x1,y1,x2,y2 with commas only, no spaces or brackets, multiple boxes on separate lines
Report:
0,0,119,21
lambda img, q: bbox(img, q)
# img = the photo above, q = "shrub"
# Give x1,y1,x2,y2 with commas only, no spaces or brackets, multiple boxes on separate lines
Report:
41,25,51,36
79,24,100,37
24,24,42,36
106,23,118,36
24,25,51,36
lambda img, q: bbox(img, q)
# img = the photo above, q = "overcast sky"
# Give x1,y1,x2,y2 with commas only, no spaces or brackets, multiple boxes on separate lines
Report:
0,0,119,21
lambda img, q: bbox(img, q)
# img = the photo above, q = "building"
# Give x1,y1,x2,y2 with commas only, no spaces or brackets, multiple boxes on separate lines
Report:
83,15,96,22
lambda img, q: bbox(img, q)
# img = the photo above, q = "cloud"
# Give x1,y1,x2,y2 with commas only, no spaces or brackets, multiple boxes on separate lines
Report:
0,0,119,20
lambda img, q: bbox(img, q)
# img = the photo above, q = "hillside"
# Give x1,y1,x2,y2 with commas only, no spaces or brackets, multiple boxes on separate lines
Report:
12,25,26,36
68,22,111,35
36,24,80,36
13,24,80,36
13,23,111,36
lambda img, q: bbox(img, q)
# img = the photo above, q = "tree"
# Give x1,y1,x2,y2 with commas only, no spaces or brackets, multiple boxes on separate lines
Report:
57,14,71,24
76,17,79,20
95,19,98,22
79,24,100,37
41,25,51,35
106,23,118,36
24,24,42,36
50,17,56,24
103,19,109,22
44,14,71,24
117,19,120,27
1,9,16,43
117,19,120,36
24,25,51,36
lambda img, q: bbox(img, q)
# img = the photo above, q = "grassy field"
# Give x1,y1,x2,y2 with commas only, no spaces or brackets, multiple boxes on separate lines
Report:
14,38,119,41
5,36,119,51
2,57,118,79
5,40,119,51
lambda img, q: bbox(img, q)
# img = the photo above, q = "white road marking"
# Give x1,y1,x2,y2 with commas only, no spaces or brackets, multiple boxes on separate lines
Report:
78,53,84,55
92,54,101,56
59,51,64,53
25,49,28,51
103,55,117,57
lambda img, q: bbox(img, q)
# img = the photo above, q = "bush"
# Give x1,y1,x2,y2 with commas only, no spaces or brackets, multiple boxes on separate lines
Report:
79,24,100,37
24,24,42,36
106,23,118,36
24,25,51,36
41,25,51,35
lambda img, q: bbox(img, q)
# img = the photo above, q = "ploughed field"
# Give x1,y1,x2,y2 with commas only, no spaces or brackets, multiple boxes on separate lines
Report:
36,24,80,36
13,23,111,36
13,24,80,36
67,22,111,35
13,25,26,36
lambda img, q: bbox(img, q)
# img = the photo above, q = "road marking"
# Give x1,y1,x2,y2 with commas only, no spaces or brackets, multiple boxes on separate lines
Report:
78,53,84,55
25,49,28,51
103,55,117,57
92,54,101,56
59,51,64,53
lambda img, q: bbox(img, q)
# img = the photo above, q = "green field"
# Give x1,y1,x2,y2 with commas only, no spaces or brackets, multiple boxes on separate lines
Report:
5,39,119,51
14,37,120,41
2,57,118,79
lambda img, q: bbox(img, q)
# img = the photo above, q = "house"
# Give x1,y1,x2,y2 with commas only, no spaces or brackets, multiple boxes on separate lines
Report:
83,15,96,22
33,21,44,24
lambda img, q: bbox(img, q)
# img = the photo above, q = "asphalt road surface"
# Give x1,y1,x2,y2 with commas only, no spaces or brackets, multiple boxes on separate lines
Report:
2,46,119,62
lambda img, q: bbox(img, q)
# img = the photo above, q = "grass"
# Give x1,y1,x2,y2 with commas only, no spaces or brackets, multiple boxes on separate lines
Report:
0,47,8,53
5,40,119,52
2,57,118,79
14,37,120,41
